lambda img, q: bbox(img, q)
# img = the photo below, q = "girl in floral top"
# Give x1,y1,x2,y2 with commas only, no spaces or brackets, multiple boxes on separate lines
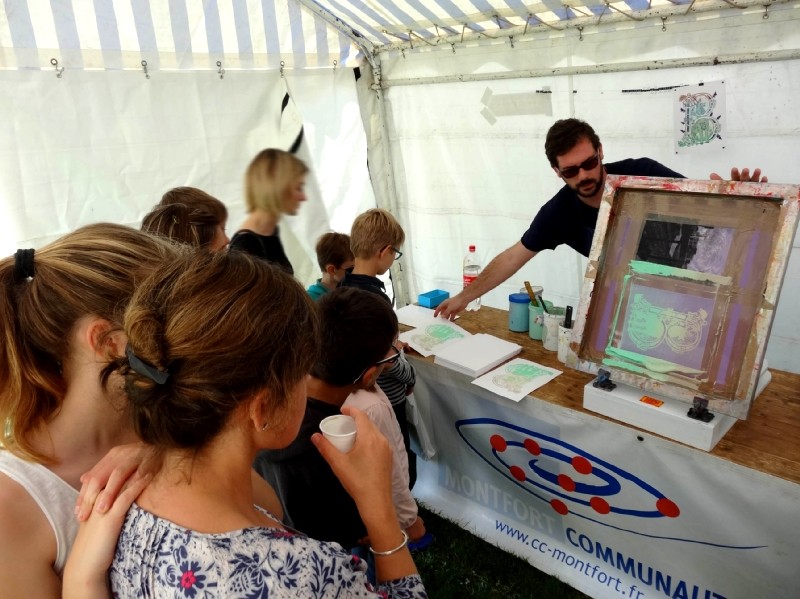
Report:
71,250,426,599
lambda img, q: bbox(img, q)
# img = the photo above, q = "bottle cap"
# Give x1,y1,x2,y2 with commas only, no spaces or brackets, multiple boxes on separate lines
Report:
469,245,476,252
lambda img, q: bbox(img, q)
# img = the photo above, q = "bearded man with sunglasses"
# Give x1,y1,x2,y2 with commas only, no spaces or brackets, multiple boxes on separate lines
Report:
436,118,766,320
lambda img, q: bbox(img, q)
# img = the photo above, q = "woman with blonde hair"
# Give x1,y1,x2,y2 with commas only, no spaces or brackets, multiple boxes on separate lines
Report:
91,250,425,597
229,148,308,274
0,224,181,597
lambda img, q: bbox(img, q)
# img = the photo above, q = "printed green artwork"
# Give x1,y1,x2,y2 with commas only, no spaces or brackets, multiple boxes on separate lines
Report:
625,294,708,354
491,363,552,394
677,91,721,147
411,324,466,352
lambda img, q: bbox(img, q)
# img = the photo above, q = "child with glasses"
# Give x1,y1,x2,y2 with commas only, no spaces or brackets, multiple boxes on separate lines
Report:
307,232,355,301
340,209,418,489
255,287,429,582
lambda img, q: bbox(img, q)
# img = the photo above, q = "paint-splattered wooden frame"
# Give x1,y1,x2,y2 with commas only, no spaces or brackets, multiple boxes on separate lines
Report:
569,175,799,419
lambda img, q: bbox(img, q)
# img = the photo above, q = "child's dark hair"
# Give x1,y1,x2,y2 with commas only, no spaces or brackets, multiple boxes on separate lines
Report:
315,232,354,271
312,287,397,387
544,119,601,167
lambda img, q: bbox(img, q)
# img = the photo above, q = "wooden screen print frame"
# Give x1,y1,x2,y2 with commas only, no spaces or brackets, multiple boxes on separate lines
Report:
571,176,799,419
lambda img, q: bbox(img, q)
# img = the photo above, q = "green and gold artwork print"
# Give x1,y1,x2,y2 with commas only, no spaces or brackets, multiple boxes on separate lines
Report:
626,294,708,354
492,363,552,394
412,324,466,352
677,91,722,148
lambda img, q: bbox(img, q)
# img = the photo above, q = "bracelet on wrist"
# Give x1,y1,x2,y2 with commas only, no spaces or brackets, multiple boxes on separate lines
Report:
369,530,408,557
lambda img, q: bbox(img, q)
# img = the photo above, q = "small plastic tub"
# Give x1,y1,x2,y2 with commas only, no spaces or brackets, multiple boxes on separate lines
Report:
418,289,450,308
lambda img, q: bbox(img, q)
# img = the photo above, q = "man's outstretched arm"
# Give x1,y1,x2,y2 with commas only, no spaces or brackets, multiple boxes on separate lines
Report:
435,241,537,320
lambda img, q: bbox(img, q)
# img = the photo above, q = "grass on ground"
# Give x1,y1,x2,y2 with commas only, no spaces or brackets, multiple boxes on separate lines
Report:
413,505,591,599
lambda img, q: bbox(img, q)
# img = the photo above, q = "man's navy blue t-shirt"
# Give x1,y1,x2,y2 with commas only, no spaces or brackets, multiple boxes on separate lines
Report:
521,158,684,257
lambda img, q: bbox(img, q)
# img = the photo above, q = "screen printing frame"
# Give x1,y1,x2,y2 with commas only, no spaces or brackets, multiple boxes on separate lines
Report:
569,176,799,419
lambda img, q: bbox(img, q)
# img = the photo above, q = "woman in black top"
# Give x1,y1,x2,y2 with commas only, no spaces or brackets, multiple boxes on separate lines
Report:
229,148,308,274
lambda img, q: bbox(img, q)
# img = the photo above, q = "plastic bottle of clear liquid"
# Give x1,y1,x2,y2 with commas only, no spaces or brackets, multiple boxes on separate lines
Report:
463,245,482,312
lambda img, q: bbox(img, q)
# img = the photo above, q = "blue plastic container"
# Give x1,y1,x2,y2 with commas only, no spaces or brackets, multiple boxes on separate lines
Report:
418,289,450,308
508,293,530,332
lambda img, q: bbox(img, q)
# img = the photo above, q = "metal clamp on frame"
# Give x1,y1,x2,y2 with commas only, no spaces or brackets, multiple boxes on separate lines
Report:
592,368,616,391
687,397,715,423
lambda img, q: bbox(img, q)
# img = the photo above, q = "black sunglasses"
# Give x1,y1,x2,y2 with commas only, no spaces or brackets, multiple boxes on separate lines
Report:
352,344,401,384
558,153,600,179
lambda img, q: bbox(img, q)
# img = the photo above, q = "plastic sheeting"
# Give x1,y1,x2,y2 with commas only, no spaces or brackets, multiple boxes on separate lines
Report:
0,67,374,286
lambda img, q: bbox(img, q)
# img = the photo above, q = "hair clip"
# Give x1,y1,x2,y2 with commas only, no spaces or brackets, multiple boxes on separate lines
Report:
126,345,170,385
14,248,35,281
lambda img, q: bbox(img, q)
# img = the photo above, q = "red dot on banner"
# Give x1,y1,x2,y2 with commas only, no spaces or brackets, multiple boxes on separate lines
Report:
490,435,507,452
524,438,541,455
551,499,569,515
572,456,592,475
509,466,526,482
557,474,576,492
590,497,611,514
656,497,680,518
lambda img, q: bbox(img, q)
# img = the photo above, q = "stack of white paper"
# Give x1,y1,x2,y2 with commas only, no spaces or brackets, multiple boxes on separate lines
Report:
395,304,454,328
433,333,522,378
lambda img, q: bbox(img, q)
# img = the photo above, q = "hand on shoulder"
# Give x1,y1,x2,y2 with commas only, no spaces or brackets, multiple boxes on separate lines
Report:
75,442,158,522
63,471,152,599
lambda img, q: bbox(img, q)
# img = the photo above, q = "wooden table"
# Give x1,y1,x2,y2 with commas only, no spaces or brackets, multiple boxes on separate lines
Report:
420,306,800,484
404,306,800,599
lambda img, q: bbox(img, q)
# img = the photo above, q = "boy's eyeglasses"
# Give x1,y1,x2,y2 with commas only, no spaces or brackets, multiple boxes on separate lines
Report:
557,153,600,179
352,344,401,384
390,246,403,261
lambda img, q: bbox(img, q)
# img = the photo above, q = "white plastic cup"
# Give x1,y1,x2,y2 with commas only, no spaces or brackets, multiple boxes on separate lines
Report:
558,325,571,364
319,414,357,453
542,313,564,351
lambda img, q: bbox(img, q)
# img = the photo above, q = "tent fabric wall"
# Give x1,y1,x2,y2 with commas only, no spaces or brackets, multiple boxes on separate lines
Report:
0,67,374,286
368,6,800,373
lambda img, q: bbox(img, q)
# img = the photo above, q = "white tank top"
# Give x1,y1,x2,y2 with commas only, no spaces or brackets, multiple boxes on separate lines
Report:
0,450,79,575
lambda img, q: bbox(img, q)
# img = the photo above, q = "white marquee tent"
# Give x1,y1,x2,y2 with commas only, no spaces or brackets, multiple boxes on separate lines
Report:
1,1,799,372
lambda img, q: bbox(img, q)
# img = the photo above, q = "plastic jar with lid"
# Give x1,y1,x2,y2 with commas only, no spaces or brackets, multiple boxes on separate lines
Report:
508,293,531,332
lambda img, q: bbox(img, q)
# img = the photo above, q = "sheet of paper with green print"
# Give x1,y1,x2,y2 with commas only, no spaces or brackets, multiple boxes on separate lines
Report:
472,358,562,402
399,321,471,357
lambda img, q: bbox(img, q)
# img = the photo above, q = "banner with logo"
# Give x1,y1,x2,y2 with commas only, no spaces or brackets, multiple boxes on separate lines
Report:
410,360,799,599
